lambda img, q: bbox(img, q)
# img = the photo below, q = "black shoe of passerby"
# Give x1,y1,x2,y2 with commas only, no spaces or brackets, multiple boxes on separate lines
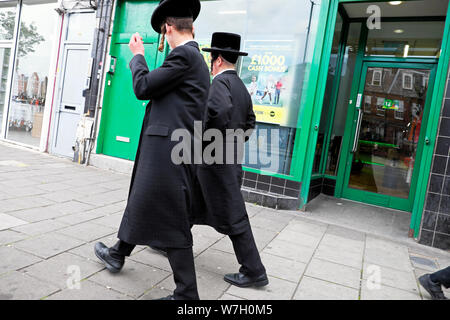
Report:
148,245,168,257
94,242,124,273
155,295,175,300
224,272,269,288
419,274,448,300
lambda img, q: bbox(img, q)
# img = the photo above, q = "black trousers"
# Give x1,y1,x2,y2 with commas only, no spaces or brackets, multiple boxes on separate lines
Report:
430,266,450,288
110,240,199,300
229,223,266,277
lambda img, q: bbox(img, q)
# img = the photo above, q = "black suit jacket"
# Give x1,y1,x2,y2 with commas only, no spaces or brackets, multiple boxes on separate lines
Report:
195,70,256,235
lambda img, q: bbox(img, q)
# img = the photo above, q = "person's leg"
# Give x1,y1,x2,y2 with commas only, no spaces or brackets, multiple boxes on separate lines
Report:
110,240,136,258
166,247,199,300
430,266,450,288
229,225,266,277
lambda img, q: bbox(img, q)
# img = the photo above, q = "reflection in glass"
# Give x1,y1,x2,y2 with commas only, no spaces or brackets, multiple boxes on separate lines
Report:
0,2,16,41
7,0,57,146
0,48,11,133
366,22,445,58
196,0,322,175
325,23,362,176
313,13,343,174
349,67,431,199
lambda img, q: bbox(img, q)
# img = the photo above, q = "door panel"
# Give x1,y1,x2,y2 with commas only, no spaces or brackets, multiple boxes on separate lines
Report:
341,62,436,211
54,46,91,157
99,0,160,160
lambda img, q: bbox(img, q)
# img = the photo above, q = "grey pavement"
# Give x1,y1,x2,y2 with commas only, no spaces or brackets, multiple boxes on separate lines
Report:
0,141,449,300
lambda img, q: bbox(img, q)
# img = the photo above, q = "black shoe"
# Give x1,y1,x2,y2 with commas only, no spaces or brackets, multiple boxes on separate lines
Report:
419,274,448,300
224,272,269,288
155,295,175,300
94,242,124,273
148,245,168,257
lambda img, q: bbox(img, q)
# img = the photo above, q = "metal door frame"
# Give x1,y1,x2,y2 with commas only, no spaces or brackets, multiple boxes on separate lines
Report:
338,61,438,212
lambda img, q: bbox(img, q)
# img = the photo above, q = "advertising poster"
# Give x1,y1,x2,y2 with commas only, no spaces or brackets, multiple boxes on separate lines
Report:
239,40,296,126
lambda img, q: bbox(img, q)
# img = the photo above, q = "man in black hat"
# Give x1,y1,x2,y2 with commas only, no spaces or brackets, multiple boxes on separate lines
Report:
195,32,269,288
94,0,210,300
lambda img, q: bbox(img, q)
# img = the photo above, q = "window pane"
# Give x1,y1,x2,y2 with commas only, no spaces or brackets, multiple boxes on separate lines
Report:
0,1,17,41
325,23,362,176
0,47,11,134
7,0,57,146
365,21,445,58
312,13,344,174
196,0,322,175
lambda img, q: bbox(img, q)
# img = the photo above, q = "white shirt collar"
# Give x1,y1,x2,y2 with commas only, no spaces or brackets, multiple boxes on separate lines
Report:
178,39,193,47
213,68,236,79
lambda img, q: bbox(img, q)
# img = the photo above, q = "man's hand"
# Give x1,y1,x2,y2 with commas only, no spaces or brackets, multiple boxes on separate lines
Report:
129,32,145,56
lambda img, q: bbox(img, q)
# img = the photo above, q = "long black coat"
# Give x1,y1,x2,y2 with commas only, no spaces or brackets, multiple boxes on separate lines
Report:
118,41,210,249
194,70,256,235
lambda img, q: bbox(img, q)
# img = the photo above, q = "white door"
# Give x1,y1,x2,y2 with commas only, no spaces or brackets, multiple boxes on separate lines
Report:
52,11,95,157
53,45,90,157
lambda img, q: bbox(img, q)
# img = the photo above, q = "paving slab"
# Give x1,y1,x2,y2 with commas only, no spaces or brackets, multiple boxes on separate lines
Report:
364,237,413,272
304,258,361,289
11,219,67,236
88,260,170,298
139,286,173,300
293,276,359,300
314,243,363,269
22,252,104,289
6,207,67,223
226,275,297,300
360,280,421,300
0,246,42,275
0,271,60,300
362,262,419,293
275,229,322,248
46,279,131,300
0,230,29,246
13,233,85,259
195,248,241,276
56,222,116,242
0,214,28,230
261,252,306,283
158,268,231,300
129,248,172,272
263,238,316,264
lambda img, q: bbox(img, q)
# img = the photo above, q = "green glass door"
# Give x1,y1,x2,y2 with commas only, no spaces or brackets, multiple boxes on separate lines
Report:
97,0,162,160
340,62,436,211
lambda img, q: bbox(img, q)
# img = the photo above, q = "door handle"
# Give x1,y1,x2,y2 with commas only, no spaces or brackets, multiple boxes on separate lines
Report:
352,93,363,153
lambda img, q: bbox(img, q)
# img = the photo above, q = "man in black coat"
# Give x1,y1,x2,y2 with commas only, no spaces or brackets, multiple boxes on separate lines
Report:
195,32,268,288
94,0,210,300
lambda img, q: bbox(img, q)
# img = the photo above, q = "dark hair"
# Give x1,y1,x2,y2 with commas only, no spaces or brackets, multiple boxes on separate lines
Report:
211,52,238,65
158,17,194,52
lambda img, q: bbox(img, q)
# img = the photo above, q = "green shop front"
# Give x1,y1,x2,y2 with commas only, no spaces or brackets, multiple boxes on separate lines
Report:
95,0,450,247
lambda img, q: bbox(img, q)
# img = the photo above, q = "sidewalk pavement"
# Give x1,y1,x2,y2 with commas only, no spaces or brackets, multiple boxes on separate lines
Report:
0,141,449,300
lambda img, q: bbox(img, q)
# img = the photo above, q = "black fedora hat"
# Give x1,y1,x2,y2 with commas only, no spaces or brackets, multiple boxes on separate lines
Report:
151,0,201,33
202,32,248,56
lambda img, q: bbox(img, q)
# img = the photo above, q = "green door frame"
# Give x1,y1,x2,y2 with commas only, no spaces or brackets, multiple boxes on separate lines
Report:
299,0,450,237
338,61,437,212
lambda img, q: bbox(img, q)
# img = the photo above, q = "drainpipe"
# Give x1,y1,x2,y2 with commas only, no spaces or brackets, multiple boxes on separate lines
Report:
83,0,114,166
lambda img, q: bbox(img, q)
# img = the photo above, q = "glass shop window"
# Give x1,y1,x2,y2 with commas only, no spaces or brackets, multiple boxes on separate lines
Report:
196,0,322,176
6,0,58,147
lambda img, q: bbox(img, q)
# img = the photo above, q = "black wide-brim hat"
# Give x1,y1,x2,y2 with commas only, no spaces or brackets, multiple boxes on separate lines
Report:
202,32,248,56
151,0,201,33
